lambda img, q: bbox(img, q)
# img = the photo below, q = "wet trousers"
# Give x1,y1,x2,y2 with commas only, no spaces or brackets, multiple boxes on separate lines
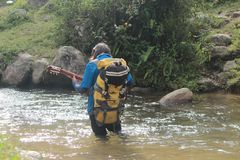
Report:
89,114,121,136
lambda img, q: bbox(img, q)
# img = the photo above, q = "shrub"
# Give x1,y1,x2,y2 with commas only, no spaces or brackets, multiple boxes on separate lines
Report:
55,0,208,90
0,49,17,70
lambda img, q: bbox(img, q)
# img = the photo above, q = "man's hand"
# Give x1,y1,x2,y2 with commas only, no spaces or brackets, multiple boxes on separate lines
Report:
72,75,76,81
72,75,79,83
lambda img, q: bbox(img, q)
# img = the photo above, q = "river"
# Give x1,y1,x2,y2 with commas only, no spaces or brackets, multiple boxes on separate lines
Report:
0,88,239,160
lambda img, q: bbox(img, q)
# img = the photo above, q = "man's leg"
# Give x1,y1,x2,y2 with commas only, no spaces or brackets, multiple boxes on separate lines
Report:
106,122,122,134
89,115,107,136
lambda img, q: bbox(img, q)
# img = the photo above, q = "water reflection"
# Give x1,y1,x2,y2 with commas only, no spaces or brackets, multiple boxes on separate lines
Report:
0,88,240,160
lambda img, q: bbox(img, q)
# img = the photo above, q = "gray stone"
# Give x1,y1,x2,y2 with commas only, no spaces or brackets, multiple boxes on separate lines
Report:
52,46,86,73
232,11,240,18
159,88,193,107
211,46,229,59
32,58,49,85
2,53,33,86
11,9,27,17
197,77,221,92
43,46,87,87
209,34,232,46
223,60,237,71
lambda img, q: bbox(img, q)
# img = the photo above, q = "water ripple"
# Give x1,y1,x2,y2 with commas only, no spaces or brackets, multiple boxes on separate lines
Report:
1,88,240,160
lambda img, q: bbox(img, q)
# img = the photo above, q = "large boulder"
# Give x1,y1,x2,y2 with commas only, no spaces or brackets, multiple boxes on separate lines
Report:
44,46,87,87
209,34,232,46
159,88,193,107
2,53,33,86
32,58,49,85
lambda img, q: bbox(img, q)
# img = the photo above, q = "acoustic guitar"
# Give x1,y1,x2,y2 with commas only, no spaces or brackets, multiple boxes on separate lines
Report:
47,65,83,81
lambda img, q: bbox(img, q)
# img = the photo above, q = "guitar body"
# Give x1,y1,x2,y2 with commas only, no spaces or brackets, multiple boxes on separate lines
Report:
47,65,83,81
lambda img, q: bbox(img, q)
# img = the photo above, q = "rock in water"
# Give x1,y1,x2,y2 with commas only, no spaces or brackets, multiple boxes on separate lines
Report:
159,88,193,107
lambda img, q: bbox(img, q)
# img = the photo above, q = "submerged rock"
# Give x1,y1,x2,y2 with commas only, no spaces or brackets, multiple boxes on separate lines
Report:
159,88,193,107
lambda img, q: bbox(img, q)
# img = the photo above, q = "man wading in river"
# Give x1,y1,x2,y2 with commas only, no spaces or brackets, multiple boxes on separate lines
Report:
72,43,133,136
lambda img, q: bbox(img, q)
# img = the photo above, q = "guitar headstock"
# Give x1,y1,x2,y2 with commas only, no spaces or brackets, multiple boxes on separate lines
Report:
47,65,62,75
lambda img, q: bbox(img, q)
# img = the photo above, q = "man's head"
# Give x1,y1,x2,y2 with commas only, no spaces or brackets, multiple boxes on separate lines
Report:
91,42,111,59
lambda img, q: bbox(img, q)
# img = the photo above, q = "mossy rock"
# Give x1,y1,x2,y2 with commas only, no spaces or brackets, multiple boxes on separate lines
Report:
197,77,221,92
225,65,240,92
208,34,232,46
227,76,240,93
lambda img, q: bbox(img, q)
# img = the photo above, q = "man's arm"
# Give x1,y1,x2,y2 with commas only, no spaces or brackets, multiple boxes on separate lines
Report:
72,78,88,94
126,73,134,87
72,62,97,94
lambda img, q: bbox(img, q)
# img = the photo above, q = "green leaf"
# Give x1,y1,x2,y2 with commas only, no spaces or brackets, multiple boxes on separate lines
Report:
141,46,155,63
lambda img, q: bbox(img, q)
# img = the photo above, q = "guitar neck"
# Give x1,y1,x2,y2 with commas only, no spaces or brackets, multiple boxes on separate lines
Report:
60,69,83,81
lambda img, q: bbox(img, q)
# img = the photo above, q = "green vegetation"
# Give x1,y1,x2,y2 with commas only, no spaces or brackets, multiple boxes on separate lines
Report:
0,0,58,63
55,0,205,91
0,0,240,91
0,135,20,160
202,0,240,53
198,0,240,90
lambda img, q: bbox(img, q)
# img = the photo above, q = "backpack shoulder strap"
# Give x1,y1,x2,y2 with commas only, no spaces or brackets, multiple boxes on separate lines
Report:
97,58,128,69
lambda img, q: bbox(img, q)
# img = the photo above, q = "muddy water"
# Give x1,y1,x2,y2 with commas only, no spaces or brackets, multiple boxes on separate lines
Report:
0,88,239,160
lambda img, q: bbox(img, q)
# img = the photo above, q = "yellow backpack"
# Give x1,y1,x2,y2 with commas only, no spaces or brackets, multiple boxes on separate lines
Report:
93,58,130,126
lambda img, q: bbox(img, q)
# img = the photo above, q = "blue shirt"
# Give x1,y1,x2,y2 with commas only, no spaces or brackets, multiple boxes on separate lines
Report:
73,53,133,114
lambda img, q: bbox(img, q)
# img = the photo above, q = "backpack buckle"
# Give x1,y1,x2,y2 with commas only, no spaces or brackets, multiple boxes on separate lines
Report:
102,91,107,96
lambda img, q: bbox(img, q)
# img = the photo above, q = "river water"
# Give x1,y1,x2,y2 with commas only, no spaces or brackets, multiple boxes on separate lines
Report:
0,88,239,160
